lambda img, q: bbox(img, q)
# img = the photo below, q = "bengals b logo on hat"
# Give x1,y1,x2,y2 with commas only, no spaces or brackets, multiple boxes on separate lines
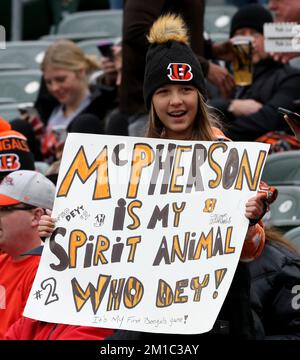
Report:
0,130,34,176
0,154,20,172
167,63,193,81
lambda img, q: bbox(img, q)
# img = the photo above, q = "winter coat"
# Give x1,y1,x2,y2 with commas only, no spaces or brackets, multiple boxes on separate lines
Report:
210,59,300,141
248,240,300,339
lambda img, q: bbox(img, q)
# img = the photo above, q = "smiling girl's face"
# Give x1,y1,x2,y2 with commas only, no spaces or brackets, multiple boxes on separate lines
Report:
152,84,198,139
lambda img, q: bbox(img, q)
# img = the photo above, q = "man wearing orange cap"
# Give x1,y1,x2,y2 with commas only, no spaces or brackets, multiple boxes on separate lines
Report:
0,170,55,338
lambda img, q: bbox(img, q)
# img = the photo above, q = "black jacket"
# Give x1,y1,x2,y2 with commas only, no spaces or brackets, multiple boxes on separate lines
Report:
248,241,300,340
210,59,300,141
67,85,116,134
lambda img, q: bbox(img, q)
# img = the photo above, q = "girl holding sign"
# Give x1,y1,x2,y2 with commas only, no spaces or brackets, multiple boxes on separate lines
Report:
134,13,274,340
133,13,271,339
37,14,273,340
142,13,268,264
39,14,269,261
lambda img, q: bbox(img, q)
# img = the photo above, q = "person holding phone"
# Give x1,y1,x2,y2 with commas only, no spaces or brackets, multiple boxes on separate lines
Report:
97,40,122,88
279,107,300,141
251,106,300,153
95,40,130,136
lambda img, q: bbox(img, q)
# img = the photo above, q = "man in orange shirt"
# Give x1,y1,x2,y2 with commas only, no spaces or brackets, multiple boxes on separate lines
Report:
0,170,55,339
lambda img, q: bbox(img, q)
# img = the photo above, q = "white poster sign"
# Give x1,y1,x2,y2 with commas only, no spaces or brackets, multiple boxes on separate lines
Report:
24,134,269,334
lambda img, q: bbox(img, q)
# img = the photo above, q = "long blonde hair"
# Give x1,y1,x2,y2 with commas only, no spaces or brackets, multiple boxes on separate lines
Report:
265,226,300,254
41,39,101,76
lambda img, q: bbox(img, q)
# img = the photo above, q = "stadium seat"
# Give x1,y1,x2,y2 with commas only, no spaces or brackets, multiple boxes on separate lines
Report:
77,38,119,57
266,185,300,232
284,226,300,249
55,10,122,39
0,64,26,71
0,103,21,121
0,41,52,70
50,0,80,30
0,70,41,103
204,5,237,37
0,98,16,105
40,32,110,42
261,150,300,186
209,33,229,43
77,39,104,58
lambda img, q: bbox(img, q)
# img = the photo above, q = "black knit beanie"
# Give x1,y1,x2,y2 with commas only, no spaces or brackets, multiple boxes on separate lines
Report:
230,4,273,37
0,130,35,177
143,15,207,110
